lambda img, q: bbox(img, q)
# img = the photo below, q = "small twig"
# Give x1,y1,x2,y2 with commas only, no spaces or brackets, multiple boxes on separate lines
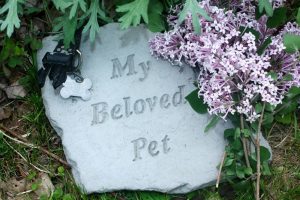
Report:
275,135,289,148
0,125,70,168
240,114,251,168
216,152,227,188
1,130,36,148
16,190,33,196
3,138,51,174
267,122,277,138
256,103,266,200
42,0,53,26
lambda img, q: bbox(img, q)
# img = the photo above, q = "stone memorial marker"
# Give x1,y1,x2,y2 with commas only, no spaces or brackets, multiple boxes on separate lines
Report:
38,23,270,194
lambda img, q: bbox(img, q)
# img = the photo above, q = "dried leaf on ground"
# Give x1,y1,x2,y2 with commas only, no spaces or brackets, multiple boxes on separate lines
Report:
0,106,12,120
0,90,6,104
4,81,27,99
34,173,54,197
0,178,27,193
2,66,11,78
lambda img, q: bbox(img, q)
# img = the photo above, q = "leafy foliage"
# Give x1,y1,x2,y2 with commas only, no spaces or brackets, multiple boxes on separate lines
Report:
52,0,87,19
116,0,150,29
0,1,300,200
82,0,109,42
185,89,208,114
178,0,211,34
204,115,220,132
147,0,165,32
266,7,287,28
258,0,273,17
0,38,26,68
283,34,300,53
297,8,300,26
0,0,24,37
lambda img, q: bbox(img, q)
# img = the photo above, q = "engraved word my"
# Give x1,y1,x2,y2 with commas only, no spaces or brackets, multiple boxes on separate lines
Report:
111,54,150,82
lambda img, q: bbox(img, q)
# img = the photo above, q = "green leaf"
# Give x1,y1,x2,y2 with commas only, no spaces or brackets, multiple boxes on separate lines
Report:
255,6,265,20
27,171,37,180
283,34,300,53
40,194,48,200
31,182,39,191
69,0,87,19
297,8,300,26
30,38,42,51
58,166,65,176
0,38,26,67
8,56,23,68
224,128,235,139
278,100,298,115
268,71,278,81
52,0,72,12
266,7,287,28
148,0,163,14
257,37,272,55
53,188,64,199
286,86,300,99
63,194,74,200
232,140,242,151
178,0,212,34
116,0,150,29
260,146,271,162
241,129,251,137
255,103,263,113
58,166,65,173
204,115,220,132
262,161,272,175
265,103,276,112
64,17,77,47
83,0,109,42
283,74,293,81
185,89,208,114
232,179,252,191
23,7,43,15
258,0,273,17
240,26,260,41
138,192,169,200
275,113,292,124
236,165,245,179
148,13,165,32
0,0,24,37
244,167,253,175
224,158,234,167
147,0,165,32
53,14,77,48
234,128,241,139
52,0,87,18
263,113,274,125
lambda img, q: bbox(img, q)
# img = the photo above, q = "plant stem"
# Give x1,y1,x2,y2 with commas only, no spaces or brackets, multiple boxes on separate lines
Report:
0,125,70,168
216,152,226,188
240,114,251,168
256,103,266,200
43,0,53,26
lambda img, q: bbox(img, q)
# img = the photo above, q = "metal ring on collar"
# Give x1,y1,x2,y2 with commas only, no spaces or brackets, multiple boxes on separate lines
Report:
75,49,83,70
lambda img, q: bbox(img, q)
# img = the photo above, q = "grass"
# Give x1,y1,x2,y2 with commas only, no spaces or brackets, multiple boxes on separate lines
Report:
1,64,300,200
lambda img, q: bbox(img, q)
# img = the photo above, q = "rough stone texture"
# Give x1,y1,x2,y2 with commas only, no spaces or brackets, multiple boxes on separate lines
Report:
38,23,270,194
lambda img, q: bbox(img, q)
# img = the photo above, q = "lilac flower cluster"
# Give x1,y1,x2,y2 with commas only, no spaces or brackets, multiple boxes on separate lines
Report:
149,0,300,122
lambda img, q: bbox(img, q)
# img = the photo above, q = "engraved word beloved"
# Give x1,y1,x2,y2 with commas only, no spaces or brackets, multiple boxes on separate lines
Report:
131,135,170,161
91,85,186,125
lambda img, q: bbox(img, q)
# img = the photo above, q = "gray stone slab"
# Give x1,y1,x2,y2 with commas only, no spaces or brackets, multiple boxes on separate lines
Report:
38,23,269,194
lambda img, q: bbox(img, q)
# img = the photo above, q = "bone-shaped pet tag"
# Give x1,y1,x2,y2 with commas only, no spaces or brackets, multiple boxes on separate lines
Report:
60,75,92,101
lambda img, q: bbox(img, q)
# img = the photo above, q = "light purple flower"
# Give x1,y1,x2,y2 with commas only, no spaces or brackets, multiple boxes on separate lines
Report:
149,0,300,122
